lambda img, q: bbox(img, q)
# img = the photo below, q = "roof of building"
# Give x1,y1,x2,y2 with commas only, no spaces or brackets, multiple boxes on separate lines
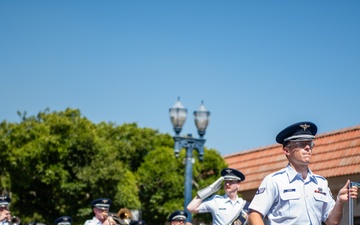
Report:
224,124,360,192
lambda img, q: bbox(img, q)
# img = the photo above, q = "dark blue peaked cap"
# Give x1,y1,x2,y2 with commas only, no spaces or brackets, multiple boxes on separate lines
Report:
54,216,72,225
169,210,187,221
91,198,112,209
0,195,11,207
221,168,245,181
276,121,317,144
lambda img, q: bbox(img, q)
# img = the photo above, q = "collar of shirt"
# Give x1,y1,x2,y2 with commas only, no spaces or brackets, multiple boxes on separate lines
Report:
92,217,102,225
223,194,240,204
286,164,318,184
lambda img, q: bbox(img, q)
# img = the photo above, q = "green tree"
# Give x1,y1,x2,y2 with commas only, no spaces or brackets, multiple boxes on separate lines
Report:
137,146,227,225
0,109,144,224
137,147,184,224
0,108,226,225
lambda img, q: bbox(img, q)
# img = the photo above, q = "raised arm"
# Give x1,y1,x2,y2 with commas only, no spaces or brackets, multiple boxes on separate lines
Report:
186,177,224,213
325,180,358,225
186,195,202,213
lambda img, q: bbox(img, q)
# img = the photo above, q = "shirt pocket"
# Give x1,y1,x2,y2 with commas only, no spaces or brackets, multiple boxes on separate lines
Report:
278,188,301,218
313,191,329,211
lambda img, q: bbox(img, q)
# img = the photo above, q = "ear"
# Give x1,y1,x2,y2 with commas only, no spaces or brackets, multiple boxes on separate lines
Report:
283,147,290,156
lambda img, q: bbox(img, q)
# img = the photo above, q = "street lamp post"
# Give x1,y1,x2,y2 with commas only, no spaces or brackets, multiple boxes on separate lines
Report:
169,97,210,222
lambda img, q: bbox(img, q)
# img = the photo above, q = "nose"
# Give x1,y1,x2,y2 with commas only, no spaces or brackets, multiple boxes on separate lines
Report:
304,144,312,151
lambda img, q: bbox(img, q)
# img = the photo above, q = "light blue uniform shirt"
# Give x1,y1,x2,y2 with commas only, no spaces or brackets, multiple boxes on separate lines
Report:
249,165,335,225
84,217,102,225
1,220,9,225
198,194,246,225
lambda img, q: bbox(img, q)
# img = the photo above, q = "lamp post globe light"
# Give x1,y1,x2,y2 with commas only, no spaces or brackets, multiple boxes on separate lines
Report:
169,97,210,222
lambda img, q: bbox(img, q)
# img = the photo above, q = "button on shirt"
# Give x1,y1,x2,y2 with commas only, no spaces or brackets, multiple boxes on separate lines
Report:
249,165,335,225
198,194,246,225
84,217,102,225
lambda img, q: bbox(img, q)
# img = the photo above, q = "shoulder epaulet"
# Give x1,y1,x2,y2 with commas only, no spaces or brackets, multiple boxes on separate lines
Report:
271,169,286,178
314,175,326,181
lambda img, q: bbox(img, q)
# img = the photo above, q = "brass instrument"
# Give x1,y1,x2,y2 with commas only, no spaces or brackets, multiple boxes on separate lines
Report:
9,216,21,225
116,208,132,225
105,208,132,225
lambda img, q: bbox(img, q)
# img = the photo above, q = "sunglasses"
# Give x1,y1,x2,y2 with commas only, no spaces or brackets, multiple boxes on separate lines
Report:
288,141,315,149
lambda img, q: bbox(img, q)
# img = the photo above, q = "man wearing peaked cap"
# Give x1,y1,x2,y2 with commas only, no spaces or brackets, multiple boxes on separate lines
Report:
54,216,71,225
84,198,114,225
248,121,359,225
187,168,249,225
0,195,11,225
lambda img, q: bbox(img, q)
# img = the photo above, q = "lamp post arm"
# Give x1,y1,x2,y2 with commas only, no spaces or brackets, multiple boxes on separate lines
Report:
173,135,206,158
193,139,205,162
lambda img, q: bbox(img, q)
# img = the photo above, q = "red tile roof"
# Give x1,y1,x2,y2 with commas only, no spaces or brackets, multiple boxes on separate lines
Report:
224,125,360,192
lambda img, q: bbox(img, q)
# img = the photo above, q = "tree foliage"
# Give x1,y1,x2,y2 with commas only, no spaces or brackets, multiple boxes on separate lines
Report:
0,108,227,225
137,146,227,225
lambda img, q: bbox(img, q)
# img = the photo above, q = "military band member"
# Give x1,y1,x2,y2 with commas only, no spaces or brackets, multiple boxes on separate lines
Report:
84,198,114,225
187,168,249,225
0,196,11,225
248,121,359,225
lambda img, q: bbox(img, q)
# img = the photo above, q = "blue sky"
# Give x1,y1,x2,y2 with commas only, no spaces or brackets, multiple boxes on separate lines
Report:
1,1,359,156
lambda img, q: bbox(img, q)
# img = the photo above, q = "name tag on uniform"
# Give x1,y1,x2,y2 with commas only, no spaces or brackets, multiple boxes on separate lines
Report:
219,208,226,211
283,188,296,193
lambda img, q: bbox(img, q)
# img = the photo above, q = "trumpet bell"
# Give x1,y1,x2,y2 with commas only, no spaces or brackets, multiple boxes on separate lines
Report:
117,208,132,219
10,216,21,225
116,208,132,225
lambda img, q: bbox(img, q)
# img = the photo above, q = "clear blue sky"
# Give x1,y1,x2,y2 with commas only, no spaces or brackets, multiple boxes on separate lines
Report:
1,1,359,156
